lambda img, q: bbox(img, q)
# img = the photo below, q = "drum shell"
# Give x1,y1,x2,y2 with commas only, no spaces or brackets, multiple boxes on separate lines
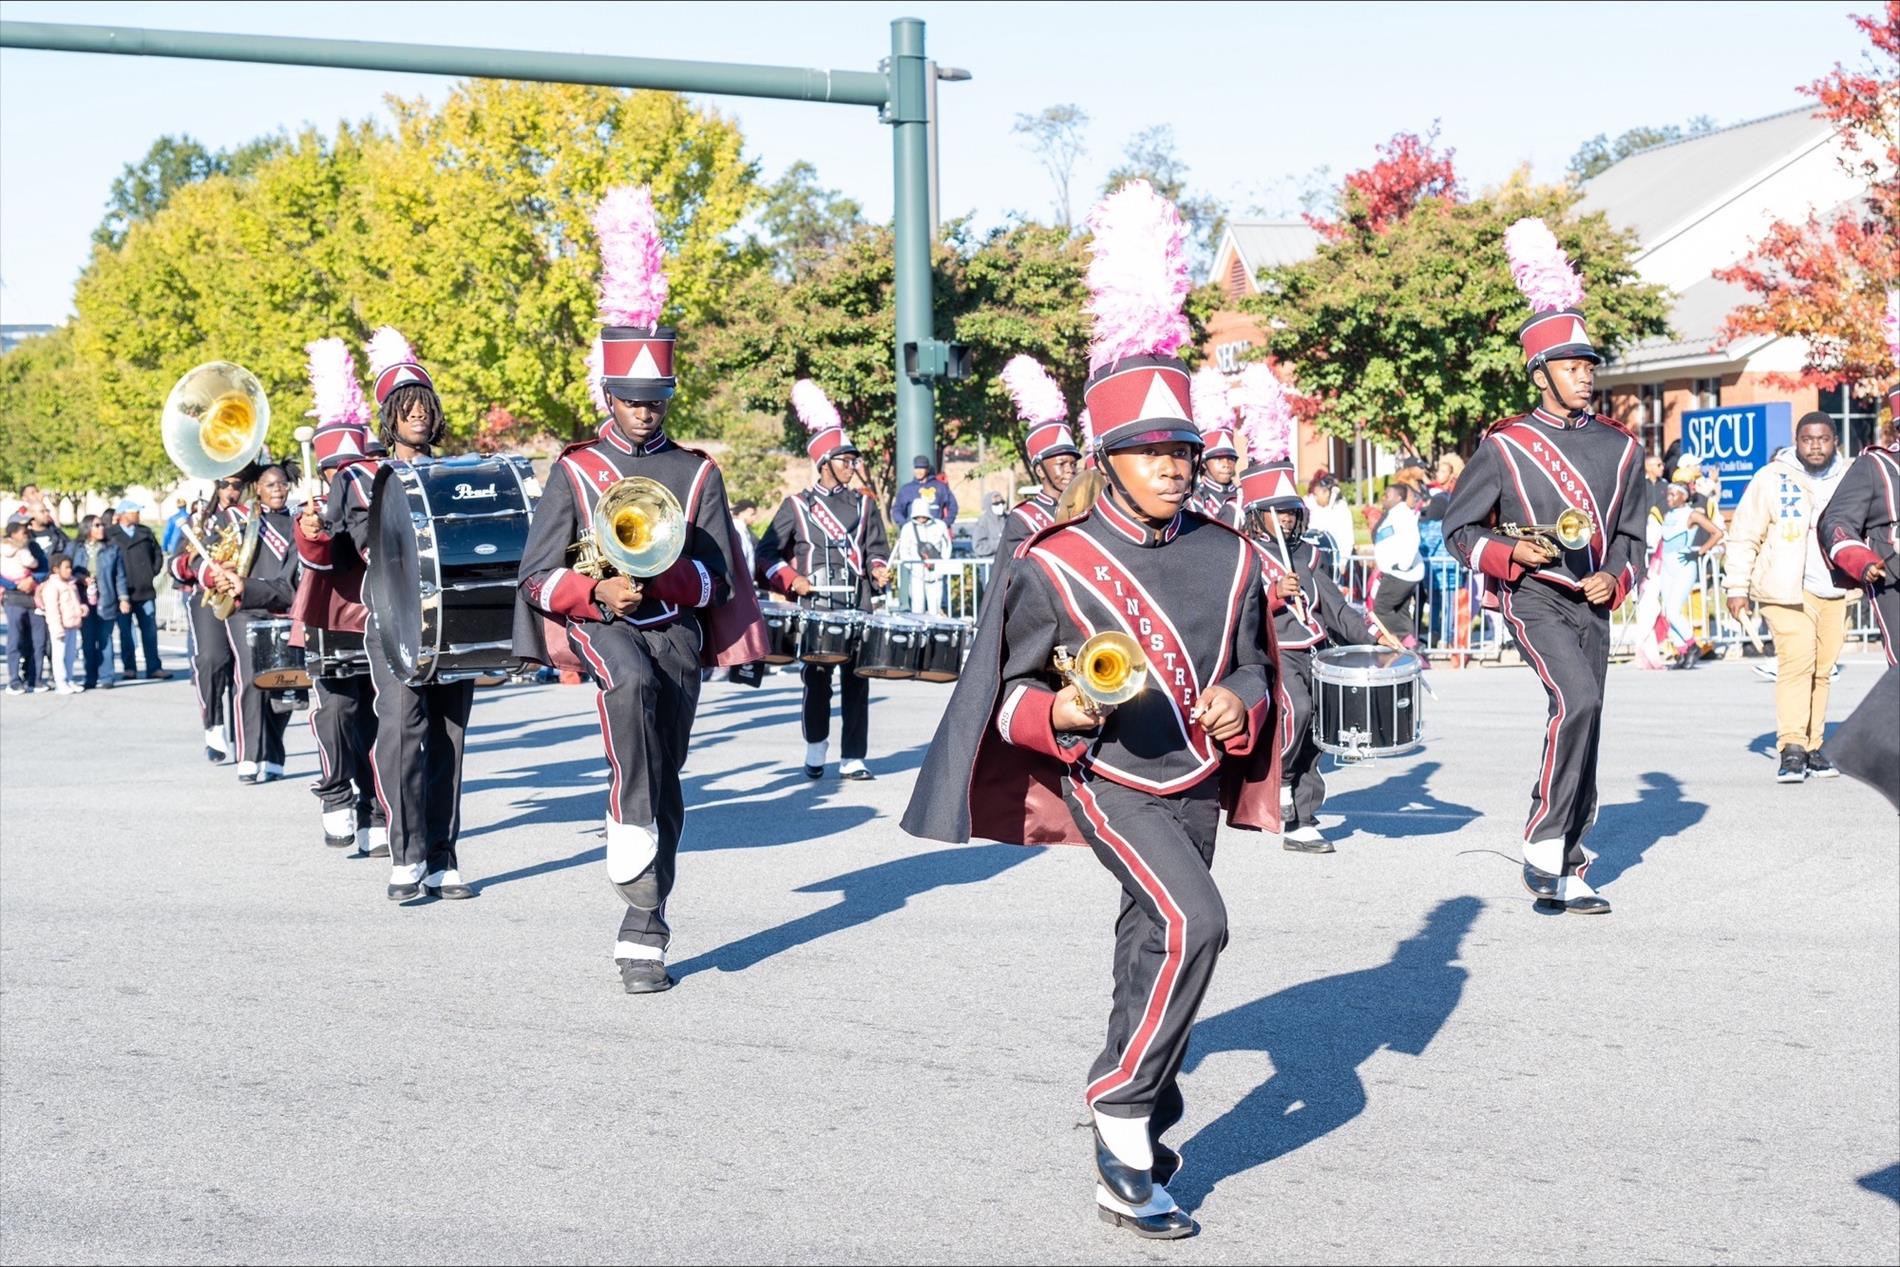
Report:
305,626,367,680
247,616,309,690
759,602,803,666
915,618,968,683
797,610,862,665
855,614,924,680
369,456,537,685
1310,647,1423,757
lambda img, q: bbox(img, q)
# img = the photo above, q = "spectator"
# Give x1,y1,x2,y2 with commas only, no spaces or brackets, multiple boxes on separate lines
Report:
161,498,192,553
731,499,759,581
36,554,86,694
969,491,1007,559
1421,454,1463,524
892,456,958,529
110,499,172,680
23,504,69,572
1643,453,1671,518
1652,472,1725,668
8,483,47,526
72,514,128,690
1370,480,1424,647
893,503,953,615
1304,472,1354,579
2,519,47,694
1723,412,1852,784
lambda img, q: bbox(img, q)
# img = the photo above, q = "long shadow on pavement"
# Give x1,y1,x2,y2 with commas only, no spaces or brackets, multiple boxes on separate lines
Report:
1321,760,1481,845
1586,771,1707,890
1171,895,1481,1213
1747,721,1843,759
1858,1163,1898,1204
667,843,1035,981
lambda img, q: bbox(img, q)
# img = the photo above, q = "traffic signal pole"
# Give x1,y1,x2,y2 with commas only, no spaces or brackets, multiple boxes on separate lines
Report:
0,16,953,469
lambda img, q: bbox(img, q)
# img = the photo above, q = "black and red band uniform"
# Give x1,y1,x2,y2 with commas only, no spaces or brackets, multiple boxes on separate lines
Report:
1442,336,1647,875
1818,438,1900,664
197,502,300,772
758,451,891,766
991,421,1083,595
1186,426,1242,527
171,512,233,738
515,417,749,956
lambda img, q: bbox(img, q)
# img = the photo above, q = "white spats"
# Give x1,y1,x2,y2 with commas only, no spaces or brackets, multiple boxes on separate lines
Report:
234,761,259,779
805,741,827,769
423,868,464,888
1560,873,1600,903
204,727,229,755
614,940,664,963
1523,838,1564,877
1095,1182,1178,1218
389,862,424,885
364,825,389,851
839,758,868,778
321,808,355,837
1094,1109,1154,1172
262,762,284,778
1285,825,1326,845
605,818,659,885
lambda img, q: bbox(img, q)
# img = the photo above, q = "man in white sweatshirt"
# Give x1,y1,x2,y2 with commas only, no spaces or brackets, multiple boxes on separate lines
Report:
1370,480,1425,646
1724,412,1853,783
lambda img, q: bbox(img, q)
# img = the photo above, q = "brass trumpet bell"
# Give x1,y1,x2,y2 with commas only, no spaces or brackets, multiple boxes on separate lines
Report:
1501,506,1593,553
162,361,271,480
573,476,685,579
1055,631,1149,715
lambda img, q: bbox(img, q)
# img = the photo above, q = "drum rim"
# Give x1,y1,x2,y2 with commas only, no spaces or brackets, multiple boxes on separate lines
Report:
1312,646,1423,685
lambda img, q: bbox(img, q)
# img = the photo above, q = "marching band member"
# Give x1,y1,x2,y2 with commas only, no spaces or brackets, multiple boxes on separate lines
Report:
1232,363,1386,854
1442,219,1648,916
1817,379,1900,664
345,326,476,902
291,338,385,854
989,355,1081,592
904,182,1282,1241
1186,365,1242,526
514,185,764,994
200,462,300,785
174,478,244,762
758,379,891,782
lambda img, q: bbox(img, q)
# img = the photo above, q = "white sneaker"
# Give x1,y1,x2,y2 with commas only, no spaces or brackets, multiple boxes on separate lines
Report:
1752,662,1778,682
58,683,82,694
3,685,24,696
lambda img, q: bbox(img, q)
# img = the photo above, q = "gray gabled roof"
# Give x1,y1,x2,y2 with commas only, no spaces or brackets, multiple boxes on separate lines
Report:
1228,221,1322,273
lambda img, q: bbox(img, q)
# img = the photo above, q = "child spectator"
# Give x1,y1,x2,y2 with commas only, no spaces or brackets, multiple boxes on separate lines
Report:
36,554,86,694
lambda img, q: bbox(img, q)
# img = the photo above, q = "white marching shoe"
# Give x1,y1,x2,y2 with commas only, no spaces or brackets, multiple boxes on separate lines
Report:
321,808,356,848
605,818,662,910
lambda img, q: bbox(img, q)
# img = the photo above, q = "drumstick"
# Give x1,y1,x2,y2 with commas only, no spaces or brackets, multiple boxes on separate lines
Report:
1266,513,1310,624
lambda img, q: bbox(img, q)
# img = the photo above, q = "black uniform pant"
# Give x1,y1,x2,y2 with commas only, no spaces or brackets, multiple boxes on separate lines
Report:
188,591,233,731
226,611,288,770
1279,652,1326,830
366,626,475,873
1500,581,1609,870
566,619,703,951
802,657,869,760
1371,575,1418,644
309,672,381,821
1063,771,1228,1119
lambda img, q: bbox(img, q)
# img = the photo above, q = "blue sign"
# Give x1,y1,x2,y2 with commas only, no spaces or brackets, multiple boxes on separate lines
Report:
1680,403,1792,510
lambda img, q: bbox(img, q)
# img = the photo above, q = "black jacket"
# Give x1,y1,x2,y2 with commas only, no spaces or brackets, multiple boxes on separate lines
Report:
111,522,164,603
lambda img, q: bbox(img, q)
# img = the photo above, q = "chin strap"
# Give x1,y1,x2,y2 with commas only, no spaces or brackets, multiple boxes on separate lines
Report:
1095,446,1201,526
1531,358,1591,418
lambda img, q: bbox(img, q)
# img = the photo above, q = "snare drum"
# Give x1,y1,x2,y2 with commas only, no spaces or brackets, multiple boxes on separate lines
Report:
915,618,969,683
759,602,803,665
305,626,367,680
855,613,925,680
797,609,862,665
247,617,310,691
1310,646,1423,758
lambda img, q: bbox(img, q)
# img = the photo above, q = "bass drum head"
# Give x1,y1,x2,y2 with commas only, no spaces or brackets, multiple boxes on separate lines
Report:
368,463,427,682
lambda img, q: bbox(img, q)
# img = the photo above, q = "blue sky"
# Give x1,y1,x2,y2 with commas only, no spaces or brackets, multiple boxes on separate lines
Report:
0,0,1860,325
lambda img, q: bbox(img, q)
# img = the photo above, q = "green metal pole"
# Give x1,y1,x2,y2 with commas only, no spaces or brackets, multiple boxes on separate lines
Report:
0,21,889,106
888,17,935,484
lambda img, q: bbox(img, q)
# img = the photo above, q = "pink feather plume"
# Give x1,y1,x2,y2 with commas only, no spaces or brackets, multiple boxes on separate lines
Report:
1077,407,1094,448
1232,363,1295,465
1084,179,1192,371
1885,288,1898,369
1191,366,1233,434
585,340,606,414
365,326,416,377
791,379,841,435
999,354,1067,426
305,337,369,428
1504,217,1585,313
593,184,670,328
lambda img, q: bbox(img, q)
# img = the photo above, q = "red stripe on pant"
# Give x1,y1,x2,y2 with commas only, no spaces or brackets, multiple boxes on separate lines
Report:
1500,588,1566,844
569,625,625,824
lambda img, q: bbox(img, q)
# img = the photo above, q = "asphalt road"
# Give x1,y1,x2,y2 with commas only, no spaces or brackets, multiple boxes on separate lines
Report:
2,653,1896,1264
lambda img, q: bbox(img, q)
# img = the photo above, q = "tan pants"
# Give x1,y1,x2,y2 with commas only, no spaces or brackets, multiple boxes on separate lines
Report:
1762,594,1849,751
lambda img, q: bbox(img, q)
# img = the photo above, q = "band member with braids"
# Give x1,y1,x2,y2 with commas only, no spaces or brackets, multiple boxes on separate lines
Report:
1233,363,1387,853
989,355,1081,592
290,338,385,854
514,186,765,995
1186,366,1242,527
173,476,245,762
905,182,1282,1242
339,326,476,901
199,462,300,785
1442,219,1648,916
759,379,892,782
1818,380,1900,664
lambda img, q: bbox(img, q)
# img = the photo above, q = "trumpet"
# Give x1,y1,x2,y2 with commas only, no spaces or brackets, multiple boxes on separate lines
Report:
1052,631,1148,718
1499,507,1593,553
570,476,686,580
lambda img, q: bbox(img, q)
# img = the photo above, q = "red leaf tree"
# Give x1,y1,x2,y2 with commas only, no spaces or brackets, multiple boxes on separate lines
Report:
1306,125,1461,241
1714,1,1899,393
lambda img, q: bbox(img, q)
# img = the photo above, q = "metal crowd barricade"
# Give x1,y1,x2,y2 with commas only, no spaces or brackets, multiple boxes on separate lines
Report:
893,558,992,621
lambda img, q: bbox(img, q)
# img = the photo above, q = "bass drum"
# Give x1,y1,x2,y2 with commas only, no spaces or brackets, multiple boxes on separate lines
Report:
759,601,803,666
855,613,924,680
248,616,309,690
1311,646,1423,758
368,455,538,685
916,618,969,683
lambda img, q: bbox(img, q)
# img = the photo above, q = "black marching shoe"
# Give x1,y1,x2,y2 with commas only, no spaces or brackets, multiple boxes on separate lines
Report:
205,746,225,764
840,761,875,782
618,958,674,994
424,877,476,900
323,832,355,849
1097,1204,1197,1240
804,765,823,780
1092,1124,1153,1208
1805,748,1839,779
387,880,422,901
1776,745,1808,784
1521,864,1561,901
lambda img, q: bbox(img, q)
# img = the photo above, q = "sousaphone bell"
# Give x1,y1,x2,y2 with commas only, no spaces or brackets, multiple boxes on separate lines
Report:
161,360,272,480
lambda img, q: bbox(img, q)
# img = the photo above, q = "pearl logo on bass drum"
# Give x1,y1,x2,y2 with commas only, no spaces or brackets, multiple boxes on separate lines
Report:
452,483,500,500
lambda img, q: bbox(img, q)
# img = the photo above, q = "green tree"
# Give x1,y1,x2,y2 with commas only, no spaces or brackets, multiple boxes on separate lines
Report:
0,324,107,494
1567,116,1716,182
1011,104,1090,229
757,161,868,281
92,133,286,249
1247,175,1670,456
